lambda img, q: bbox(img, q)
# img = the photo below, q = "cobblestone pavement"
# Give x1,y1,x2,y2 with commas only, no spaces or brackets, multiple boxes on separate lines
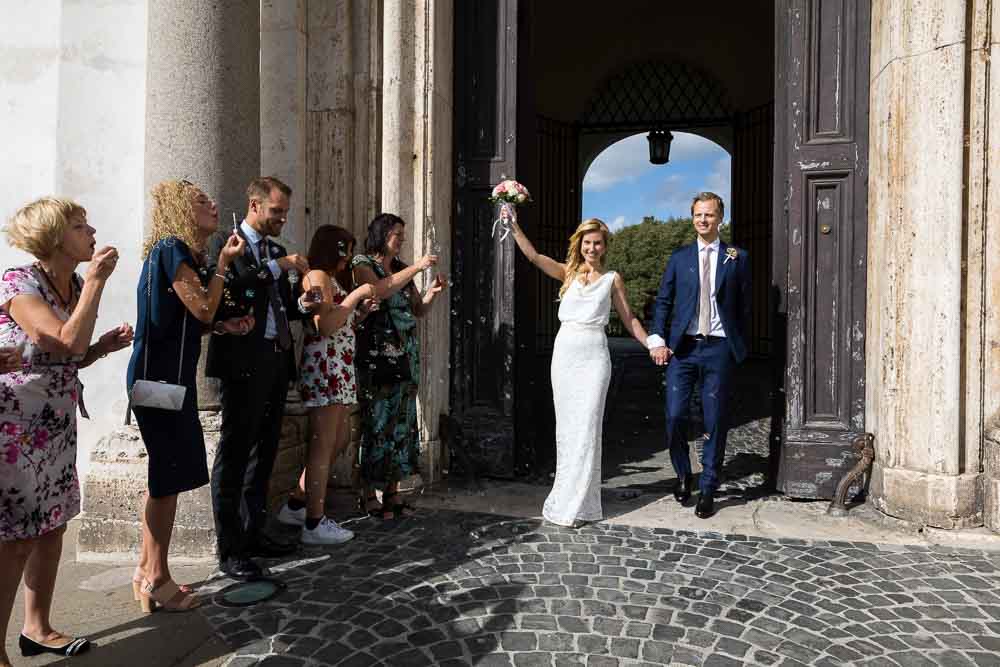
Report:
200,510,1000,666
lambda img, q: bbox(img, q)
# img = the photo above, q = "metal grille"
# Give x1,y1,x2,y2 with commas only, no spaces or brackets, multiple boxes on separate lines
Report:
534,116,581,353
732,103,774,357
581,60,732,131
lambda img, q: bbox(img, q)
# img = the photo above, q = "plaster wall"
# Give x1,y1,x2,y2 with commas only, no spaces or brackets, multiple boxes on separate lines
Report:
0,1,148,480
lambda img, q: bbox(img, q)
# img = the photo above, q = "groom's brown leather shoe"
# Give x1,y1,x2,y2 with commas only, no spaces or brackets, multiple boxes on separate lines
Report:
673,475,693,503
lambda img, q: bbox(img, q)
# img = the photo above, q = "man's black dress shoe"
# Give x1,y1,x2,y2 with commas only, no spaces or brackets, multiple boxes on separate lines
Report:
673,475,693,503
220,556,263,581
695,493,715,519
246,535,297,558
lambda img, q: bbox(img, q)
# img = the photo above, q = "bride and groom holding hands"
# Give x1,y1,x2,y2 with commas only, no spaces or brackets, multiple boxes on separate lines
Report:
509,191,751,526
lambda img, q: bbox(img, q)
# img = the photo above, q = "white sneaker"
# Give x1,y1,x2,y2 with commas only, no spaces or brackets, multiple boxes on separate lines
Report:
301,517,355,545
277,502,306,527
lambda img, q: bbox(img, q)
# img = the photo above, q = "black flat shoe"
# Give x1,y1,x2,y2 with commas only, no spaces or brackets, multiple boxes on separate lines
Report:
673,475,693,504
695,493,715,519
19,633,91,657
220,556,263,581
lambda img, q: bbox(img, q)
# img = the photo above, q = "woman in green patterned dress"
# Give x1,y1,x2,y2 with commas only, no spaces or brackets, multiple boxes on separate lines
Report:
351,213,447,520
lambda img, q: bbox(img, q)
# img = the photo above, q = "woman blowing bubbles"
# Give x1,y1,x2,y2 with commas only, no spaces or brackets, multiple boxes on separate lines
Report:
508,215,651,528
0,197,132,663
127,180,246,613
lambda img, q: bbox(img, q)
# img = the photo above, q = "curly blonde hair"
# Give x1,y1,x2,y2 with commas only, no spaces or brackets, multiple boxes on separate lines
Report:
142,180,205,259
558,218,610,299
5,197,86,260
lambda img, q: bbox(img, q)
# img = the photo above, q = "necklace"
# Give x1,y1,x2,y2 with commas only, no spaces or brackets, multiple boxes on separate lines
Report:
36,263,74,311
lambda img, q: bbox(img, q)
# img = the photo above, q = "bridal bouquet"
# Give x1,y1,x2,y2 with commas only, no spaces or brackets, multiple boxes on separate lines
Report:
489,179,532,241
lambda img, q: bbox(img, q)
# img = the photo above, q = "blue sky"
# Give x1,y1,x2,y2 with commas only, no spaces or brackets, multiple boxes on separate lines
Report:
581,132,731,232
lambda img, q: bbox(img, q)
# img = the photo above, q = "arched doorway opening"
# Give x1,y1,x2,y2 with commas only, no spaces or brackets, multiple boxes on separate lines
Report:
451,0,871,502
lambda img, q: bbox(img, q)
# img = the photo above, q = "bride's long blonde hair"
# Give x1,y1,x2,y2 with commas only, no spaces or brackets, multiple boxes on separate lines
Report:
558,218,611,299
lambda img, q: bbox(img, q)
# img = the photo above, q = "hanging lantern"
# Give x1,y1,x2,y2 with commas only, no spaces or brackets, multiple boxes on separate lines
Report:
647,129,674,165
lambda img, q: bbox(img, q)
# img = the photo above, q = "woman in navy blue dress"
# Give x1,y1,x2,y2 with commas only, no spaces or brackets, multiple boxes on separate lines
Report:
126,180,247,612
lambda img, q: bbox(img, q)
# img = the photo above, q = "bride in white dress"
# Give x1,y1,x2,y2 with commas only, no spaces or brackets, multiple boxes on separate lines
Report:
509,217,652,527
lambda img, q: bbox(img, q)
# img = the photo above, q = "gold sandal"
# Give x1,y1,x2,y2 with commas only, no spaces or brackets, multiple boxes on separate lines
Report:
139,578,200,613
132,567,192,601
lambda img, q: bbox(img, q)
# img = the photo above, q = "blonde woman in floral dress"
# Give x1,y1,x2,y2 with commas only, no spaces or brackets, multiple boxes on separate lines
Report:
0,197,132,664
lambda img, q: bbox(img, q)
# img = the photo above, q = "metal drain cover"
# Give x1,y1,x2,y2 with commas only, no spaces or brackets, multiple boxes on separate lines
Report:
213,578,286,608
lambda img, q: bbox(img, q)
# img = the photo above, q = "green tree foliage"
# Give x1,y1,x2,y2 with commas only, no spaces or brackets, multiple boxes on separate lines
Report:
605,216,732,335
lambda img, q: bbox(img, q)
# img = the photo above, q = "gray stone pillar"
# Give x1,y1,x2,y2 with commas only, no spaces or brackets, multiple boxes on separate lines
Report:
78,0,261,562
144,0,261,409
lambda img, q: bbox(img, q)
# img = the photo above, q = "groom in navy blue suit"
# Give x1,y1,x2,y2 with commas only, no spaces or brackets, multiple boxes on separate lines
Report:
647,192,751,519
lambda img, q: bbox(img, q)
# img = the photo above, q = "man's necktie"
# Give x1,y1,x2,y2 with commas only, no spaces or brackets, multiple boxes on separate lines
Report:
698,247,712,336
258,239,292,350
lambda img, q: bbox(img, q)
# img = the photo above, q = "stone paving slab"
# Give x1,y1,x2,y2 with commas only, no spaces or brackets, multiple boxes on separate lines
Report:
198,510,1000,666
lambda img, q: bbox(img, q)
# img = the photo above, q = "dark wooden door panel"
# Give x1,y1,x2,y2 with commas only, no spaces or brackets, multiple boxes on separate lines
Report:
776,0,870,498
450,0,519,477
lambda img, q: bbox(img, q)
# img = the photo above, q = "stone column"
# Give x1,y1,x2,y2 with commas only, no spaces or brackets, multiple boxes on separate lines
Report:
78,0,261,561
866,0,983,528
381,0,453,485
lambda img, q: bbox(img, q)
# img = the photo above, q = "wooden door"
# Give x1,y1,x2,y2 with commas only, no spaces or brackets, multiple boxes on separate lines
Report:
774,0,871,498
450,0,521,478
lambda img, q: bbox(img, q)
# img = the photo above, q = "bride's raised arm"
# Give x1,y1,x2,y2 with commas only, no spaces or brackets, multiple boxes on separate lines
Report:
509,218,565,281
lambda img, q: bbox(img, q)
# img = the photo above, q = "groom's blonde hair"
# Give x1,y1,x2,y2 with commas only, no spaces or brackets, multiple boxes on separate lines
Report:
559,218,610,299
690,191,725,218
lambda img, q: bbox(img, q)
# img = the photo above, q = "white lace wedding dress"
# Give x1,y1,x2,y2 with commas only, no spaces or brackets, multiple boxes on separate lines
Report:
542,271,615,527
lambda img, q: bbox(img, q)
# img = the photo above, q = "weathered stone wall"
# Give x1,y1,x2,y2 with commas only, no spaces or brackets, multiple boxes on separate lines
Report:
867,0,998,530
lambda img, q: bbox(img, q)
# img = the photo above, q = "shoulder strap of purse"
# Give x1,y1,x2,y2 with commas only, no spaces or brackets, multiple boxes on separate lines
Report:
129,244,188,424
139,244,188,383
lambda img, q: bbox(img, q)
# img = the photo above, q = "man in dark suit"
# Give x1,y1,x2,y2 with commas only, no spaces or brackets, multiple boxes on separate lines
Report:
206,176,316,580
648,192,751,519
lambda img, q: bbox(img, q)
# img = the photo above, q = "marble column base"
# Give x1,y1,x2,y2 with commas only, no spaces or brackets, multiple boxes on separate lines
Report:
870,463,982,530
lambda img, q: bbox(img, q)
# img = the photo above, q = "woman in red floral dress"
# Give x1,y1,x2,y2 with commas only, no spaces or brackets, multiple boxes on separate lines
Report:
277,225,374,545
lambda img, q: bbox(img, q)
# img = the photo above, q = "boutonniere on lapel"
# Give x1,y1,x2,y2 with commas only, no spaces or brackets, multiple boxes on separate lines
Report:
724,247,739,264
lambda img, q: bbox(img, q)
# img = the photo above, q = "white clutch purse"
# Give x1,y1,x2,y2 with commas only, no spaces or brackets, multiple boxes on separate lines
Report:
130,379,186,411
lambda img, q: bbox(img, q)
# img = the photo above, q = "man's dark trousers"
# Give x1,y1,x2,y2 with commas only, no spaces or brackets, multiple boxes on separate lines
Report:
665,335,734,494
211,338,289,563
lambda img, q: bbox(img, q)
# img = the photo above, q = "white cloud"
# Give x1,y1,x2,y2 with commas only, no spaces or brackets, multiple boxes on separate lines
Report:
705,156,732,220
610,215,627,231
582,134,652,193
